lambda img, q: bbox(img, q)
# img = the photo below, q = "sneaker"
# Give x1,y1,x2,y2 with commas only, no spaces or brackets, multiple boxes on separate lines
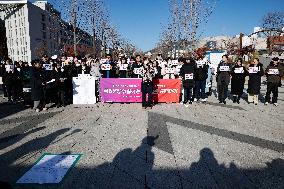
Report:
254,103,258,105
194,98,198,102
184,104,189,108
200,98,207,102
264,102,269,106
42,107,48,111
189,101,192,104
273,103,278,107
36,108,40,113
223,101,226,105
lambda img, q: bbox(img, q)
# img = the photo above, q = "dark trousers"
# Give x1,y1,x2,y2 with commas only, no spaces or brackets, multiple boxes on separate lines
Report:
265,82,278,103
6,85,15,101
184,87,193,103
217,82,228,101
2,84,7,97
142,82,153,107
195,80,206,99
56,90,66,106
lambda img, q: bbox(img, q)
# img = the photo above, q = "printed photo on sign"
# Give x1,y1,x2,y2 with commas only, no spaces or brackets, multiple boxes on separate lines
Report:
220,66,230,71
134,68,143,75
185,73,194,80
234,67,244,73
268,69,279,75
101,64,111,71
165,68,175,74
119,64,128,71
249,67,259,73
43,64,52,70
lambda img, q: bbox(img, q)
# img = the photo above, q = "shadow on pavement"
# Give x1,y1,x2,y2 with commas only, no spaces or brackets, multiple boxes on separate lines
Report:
0,136,283,189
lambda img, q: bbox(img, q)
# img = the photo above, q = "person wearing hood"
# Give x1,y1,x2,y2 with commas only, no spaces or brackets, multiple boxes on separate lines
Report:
179,57,195,106
264,57,284,106
216,55,232,104
230,58,248,104
247,58,264,105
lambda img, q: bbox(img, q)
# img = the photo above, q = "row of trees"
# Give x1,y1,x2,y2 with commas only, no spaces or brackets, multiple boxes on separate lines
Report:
154,0,217,57
45,0,138,58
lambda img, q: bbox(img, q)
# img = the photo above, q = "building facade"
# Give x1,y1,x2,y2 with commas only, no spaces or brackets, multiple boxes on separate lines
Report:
1,1,93,63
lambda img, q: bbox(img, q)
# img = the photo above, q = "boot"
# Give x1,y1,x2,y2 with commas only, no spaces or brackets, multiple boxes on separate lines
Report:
233,96,237,103
237,96,241,104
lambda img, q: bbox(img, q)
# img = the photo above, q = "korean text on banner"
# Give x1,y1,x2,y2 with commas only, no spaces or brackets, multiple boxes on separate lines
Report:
100,78,142,102
153,79,181,103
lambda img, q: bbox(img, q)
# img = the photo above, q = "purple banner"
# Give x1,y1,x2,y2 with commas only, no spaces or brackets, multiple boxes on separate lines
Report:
100,78,142,102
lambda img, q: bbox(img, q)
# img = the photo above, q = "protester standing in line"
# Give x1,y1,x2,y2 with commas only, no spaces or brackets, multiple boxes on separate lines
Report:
100,54,116,78
230,58,247,104
194,58,209,102
141,58,155,109
30,60,45,112
131,55,144,78
264,57,284,106
247,58,264,105
3,63,17,103
179,57,195,106
278,58,284,87
216,55,231,104
117,56,129,78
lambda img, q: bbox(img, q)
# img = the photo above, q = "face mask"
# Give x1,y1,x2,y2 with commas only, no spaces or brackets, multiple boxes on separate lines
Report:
17,68,21,72
61,68,64,72
76,63,80,67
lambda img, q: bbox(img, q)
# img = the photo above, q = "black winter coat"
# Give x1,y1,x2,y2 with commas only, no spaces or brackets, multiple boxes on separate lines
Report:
230,65,247,95
180,63,195,88
30,67,45,101
195,64,208,81
247,63,264,95
216,61,232,85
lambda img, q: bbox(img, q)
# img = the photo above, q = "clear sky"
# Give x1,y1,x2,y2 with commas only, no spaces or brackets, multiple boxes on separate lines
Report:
104,0,284,51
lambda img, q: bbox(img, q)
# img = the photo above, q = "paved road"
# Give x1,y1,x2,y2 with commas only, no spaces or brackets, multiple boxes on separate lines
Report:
0,81,283,189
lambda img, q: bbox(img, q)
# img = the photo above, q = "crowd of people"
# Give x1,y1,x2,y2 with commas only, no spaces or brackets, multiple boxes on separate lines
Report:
0,53,283,111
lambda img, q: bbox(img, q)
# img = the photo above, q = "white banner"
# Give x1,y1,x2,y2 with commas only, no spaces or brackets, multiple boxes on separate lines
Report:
73,77,97,104
234,67,244,73
43,64,52,71
185,73,194,80
219,66,230,72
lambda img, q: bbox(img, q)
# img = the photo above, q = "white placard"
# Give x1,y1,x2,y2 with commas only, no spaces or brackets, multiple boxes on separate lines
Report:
249,67,259,74
73,77,97,104
268,69,279,75
23,88,31,92
51,55,58,60
165,68,175,74
119,64,128,71
134,68,143,75
17,154,80,184
196,61,205,68
171,60,178,66
219,66,230,72
101,64,111,71
185,73,194,80
5,65,14,72
100,59,107,64
234,67,244,73
43,64,52,71
67,57,74,62
78,74,91,78
0,77,3,85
